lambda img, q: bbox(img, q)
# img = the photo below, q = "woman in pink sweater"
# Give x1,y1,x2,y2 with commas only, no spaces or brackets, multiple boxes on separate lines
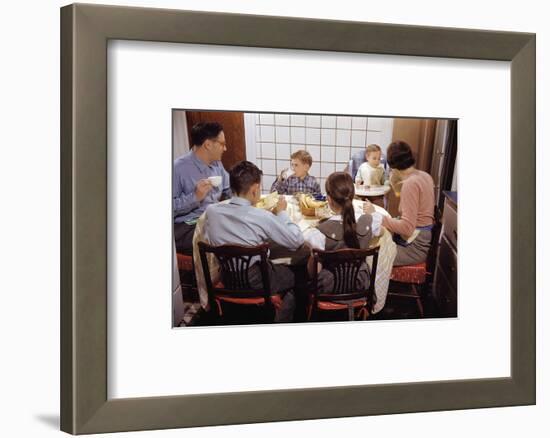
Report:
382,141,435,266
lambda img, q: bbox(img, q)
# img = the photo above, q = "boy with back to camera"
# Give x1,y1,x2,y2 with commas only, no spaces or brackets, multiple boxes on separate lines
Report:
204,161,305,322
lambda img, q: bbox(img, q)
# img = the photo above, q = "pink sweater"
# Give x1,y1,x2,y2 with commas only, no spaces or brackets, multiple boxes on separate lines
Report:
383,170,435,238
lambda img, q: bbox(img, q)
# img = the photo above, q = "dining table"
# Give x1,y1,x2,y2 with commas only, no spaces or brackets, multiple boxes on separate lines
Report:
191,195,397,315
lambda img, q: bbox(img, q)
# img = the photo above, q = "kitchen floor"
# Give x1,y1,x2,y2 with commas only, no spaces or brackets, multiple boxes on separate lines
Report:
178,278,442,327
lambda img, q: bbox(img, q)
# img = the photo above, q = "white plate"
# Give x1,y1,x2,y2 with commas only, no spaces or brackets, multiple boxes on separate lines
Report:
355,185,391,197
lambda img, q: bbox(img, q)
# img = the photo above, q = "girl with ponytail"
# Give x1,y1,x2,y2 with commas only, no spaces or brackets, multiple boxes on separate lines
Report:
303,172,384,293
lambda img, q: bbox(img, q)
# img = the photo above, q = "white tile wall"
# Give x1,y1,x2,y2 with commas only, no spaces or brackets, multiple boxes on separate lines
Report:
306,115,321,128
260,125,275,142
306,128,321,145
261,142,276,159
335,147,350,163
352,116,368,130
321,128,336,146
259,113,274,125
337,116,352,129
321,162,335,177
275,126,291,143
367,117,384,131
290,114,306,126
321,146,335,162
336,129,351,147
310,162,321,177
290,126,306,144
321,115,336,129
307,145,321,162
351,130,367,147
262,159,276,175
276,143,290,158
275,114,290,125
253,113,393,193
256,142,262,157
366,130,384,145
335,162,348,172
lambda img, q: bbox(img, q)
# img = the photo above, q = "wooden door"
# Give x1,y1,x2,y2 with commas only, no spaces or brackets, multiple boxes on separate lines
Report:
386,118,437,216
392,118,436,172
185,111,246,170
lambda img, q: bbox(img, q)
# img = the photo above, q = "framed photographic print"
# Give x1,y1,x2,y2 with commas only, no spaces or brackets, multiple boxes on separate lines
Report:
171,110,457,327
60,3,535,434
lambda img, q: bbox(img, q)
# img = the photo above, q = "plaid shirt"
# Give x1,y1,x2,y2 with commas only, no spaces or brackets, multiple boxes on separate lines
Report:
270,174,321,195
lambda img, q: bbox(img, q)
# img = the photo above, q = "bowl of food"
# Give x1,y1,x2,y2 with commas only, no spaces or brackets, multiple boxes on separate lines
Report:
298,193,326,217
255,192,279,210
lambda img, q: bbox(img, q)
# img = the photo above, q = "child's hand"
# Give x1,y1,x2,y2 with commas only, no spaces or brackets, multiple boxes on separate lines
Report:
363,200,375,214
274,195,288,214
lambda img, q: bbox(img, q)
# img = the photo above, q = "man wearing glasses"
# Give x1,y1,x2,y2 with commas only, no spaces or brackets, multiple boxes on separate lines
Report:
173,122,231,254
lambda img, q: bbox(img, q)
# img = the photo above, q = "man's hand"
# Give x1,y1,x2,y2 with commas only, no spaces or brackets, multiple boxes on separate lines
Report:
274,195,287,214
363,200,375,214
194,179,213,202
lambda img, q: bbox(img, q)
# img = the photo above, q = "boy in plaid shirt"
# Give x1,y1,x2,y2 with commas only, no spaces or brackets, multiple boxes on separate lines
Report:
270,150,321,195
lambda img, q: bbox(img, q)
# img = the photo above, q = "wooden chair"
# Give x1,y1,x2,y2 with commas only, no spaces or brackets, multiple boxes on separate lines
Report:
197,242,277,323
176,253,194,272
388,213,442,318
176,252,197,299
308,247,379,321
389,262,428,317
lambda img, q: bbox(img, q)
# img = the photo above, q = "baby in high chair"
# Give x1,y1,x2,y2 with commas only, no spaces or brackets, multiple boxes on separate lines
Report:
355,144,385,187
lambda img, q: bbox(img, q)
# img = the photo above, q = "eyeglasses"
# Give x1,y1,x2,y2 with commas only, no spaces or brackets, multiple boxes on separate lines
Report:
211,140,226,148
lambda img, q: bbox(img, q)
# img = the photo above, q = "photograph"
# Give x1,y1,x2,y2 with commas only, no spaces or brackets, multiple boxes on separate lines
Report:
172,110,458,327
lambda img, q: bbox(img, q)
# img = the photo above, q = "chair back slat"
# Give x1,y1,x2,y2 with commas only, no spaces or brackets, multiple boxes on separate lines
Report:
217,254,255,290
312,247,380,314
197,242,272,300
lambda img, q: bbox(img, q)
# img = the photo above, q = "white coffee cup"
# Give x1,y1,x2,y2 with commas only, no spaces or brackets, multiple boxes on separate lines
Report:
207,176,222,187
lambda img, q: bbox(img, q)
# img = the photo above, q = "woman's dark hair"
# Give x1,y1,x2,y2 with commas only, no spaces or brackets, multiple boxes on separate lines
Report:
386,140,416,170
325,172,360,249
190,122,224,147
229,161,263,195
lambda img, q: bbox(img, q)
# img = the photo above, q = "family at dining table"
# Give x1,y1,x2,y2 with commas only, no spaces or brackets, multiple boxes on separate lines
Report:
173,122,436,319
